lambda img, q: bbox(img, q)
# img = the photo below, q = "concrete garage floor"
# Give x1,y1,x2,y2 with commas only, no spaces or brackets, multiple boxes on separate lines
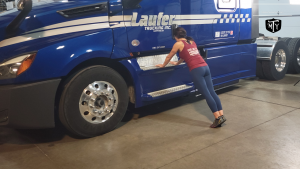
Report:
1,74,300,169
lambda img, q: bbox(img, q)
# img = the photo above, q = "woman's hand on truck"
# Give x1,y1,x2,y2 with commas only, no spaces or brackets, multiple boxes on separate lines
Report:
156,64,165,68
169,61,178,65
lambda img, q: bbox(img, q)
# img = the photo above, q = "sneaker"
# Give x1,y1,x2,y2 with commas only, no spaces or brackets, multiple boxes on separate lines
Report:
210,117,223,128
220,115,227,124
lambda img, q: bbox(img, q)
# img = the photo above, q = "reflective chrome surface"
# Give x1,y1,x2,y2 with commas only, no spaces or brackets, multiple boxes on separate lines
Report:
148,85,192,97
256,39,277,60
297,47,300,66
275,49,286,72
79,81,118,124
137,54,182,71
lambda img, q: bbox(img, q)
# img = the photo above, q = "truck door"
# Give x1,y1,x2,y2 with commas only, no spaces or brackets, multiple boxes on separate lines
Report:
212,0,240,44
122,0,181,52
120,0,193,103
179,0,220,46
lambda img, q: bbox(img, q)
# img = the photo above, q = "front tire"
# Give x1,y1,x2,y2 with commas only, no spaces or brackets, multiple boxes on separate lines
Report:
59,66,129,138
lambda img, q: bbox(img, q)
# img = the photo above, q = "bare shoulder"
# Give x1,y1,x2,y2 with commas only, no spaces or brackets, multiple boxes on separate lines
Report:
174,41,184,48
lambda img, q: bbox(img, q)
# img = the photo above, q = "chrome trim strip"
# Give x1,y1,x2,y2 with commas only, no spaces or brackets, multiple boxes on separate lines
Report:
148,85,192,98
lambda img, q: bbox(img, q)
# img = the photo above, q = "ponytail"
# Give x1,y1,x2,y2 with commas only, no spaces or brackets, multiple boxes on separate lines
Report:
186,36,194,44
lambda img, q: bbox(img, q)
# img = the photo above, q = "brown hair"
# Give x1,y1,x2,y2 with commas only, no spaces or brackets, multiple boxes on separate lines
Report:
173,27,194,44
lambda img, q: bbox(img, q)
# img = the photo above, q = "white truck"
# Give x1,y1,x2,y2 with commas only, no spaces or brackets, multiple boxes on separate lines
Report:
256,0,300,80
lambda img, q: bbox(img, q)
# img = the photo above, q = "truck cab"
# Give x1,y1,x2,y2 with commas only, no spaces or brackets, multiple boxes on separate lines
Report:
0,0,258,137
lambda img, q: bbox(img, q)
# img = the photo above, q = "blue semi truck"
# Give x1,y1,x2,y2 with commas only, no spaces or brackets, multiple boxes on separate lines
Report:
0,0,258,137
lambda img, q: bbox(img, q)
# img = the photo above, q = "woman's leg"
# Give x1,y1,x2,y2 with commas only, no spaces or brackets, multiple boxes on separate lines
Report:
203,67,223,113
191,67,220,116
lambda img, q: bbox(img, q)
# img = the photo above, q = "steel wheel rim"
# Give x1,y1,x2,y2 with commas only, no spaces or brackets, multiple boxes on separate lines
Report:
297,47,300,67
275,49,286,72
79,81,118,124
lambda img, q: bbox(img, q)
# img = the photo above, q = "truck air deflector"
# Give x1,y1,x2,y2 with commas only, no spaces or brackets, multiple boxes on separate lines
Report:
57,2,108,18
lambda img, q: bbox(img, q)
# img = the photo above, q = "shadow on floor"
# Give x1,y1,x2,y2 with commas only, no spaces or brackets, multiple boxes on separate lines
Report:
0,86,239,145
125,86,239,124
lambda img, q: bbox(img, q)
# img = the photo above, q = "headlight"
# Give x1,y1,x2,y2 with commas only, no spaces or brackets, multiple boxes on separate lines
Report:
0,53,36,80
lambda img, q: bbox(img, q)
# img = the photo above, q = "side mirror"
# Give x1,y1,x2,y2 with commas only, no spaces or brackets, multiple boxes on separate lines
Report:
17,0,25,11
6,0,32,38
171,24,178,39
123,0,142,9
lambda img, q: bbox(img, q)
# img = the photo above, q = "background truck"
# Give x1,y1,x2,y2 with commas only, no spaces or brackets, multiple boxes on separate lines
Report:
255,0,300,80
0,0,258,137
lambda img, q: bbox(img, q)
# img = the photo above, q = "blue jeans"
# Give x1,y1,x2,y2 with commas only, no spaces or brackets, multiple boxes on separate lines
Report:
191,66,223,113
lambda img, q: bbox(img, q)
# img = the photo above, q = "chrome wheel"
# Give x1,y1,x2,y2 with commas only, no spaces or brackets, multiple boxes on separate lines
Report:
79,81,118,124
297,47,300,67
275,49,286,72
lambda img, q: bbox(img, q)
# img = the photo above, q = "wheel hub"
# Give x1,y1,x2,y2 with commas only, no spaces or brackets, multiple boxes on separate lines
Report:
275,49,286,72
79,81,118,124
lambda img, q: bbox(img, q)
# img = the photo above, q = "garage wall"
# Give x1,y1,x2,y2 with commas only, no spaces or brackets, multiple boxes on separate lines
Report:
259,0,300,38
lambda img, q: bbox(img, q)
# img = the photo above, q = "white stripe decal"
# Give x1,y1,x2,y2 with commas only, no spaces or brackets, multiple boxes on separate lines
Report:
242,18,245,22
109,16,124,22
110,22,132,28
224,14,228,18
25,16,108,34
207,56,223,60
226,19,230,23
124,15,133,21
245,14,249,18
231,19,235,23
229,14,233,18
237,18,240,23
235,14,239,18
109,15,132,22
173,20,215,25
0,23,109,48
175,14,221,20
240,14,244,18
247,18,251,22
220,19,224,23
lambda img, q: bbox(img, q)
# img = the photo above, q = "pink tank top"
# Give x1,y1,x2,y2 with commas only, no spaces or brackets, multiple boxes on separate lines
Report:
179,40,207,71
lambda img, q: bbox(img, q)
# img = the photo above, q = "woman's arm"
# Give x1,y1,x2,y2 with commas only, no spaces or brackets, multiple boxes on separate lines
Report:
156,43,181,68
170,58,184,65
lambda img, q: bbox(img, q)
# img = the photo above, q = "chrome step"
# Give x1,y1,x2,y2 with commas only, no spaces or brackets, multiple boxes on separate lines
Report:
148,85,193,98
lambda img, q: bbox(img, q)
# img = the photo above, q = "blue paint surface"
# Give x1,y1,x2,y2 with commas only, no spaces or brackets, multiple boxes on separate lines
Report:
0,0,257,109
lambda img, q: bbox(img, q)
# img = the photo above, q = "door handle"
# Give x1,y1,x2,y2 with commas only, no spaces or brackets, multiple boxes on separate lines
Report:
198,46,208,61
